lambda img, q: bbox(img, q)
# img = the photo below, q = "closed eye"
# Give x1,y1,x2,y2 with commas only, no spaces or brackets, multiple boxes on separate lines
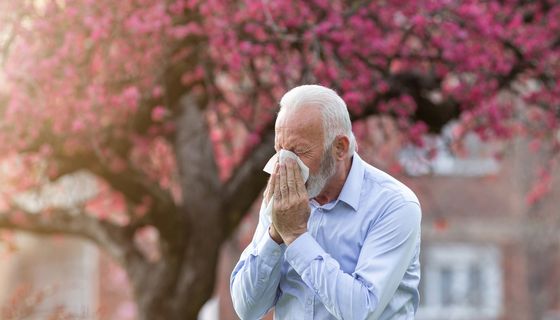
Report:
294,150,311,158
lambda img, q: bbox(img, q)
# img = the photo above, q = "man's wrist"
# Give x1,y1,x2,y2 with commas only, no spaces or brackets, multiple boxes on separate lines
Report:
268,225,284,244
283,230,306,246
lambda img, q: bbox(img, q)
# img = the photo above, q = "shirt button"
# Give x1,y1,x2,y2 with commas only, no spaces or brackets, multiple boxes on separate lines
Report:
307,299,312,305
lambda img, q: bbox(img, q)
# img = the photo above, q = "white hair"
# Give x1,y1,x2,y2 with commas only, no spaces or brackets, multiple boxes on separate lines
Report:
278,84,357,156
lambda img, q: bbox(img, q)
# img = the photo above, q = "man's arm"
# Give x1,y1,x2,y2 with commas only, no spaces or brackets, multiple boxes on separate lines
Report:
285,201,421,320
230,199,285,319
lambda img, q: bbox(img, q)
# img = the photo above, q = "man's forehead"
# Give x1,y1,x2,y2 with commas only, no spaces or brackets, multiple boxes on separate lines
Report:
275,117,322,138
275,118,323,151
274,128,312,142
276,105,322,128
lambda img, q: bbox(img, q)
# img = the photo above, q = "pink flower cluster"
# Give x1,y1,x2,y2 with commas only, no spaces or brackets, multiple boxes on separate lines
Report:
1,0,559,212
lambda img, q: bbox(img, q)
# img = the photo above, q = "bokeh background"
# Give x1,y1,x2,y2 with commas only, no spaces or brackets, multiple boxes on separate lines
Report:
0,0,559,319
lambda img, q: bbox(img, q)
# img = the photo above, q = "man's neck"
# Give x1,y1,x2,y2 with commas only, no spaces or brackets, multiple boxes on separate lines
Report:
313,156,353,206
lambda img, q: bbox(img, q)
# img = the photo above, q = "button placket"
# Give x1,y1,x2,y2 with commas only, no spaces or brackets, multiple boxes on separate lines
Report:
305,207,319,319
308,208,318,237
304,294,314,319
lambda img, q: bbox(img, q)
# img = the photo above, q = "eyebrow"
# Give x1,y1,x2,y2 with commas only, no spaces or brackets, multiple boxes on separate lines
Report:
294,146,311,153
275,135,313,152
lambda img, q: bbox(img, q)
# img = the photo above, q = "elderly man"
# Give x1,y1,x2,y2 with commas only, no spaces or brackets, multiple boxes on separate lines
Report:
231,85,421,319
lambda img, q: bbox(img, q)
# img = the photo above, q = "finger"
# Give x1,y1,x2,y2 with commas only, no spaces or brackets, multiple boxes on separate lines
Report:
279,162,289,200
265,167,276,203
274,163,282,200
286,159,297,198
293,160,306,197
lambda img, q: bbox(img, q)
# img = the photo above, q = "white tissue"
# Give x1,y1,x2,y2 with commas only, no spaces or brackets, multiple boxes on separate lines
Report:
263,150,309,182
261,150,310,220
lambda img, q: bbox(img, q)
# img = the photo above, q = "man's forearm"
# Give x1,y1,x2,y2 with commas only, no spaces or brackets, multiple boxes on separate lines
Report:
230,232,284,319
284,232,381,319
284,207,419,320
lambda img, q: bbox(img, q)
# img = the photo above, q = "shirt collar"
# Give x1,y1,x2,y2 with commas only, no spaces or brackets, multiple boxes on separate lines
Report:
337,152,364,212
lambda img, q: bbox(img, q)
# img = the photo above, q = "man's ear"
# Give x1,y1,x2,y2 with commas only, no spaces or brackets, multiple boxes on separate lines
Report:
334,135,350,160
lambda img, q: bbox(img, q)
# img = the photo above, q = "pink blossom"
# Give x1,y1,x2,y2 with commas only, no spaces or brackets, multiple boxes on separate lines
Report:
71,119,86,133
151,106,167,122
152,86,163,98
1,0,559,290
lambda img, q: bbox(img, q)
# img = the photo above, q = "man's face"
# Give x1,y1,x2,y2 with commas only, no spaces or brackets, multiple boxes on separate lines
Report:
274,105,336,198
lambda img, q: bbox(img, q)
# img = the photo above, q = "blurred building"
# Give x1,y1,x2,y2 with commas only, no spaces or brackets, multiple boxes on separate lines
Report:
0,172,101,319
0,234,99,319
400,134,560,320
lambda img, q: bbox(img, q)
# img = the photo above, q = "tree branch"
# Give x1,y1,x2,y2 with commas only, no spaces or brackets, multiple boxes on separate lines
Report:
0,205,143,267
222,128,275,234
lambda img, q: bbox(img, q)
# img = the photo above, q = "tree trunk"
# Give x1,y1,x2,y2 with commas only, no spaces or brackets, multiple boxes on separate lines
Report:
125,93,229,320
129,236,223,320
115,91,272,319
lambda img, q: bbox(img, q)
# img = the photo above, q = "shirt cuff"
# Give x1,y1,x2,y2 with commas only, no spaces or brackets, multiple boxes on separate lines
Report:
255,229,286,268
285,232,325,275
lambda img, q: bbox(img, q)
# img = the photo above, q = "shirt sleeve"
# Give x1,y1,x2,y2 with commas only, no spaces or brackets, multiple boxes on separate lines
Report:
284,201,421,320
230,199,285,320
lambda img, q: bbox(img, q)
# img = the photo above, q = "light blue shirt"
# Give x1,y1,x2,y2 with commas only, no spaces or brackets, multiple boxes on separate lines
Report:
231,153,421,320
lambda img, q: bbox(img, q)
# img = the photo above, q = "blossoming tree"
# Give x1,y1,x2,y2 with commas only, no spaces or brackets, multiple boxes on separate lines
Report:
0,0,558,319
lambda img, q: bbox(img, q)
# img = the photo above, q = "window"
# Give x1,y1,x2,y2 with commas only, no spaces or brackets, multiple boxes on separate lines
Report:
417,244,503,320
399,122,500,177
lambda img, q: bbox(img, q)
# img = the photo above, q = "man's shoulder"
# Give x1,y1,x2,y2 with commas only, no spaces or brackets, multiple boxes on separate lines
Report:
359,159,419,206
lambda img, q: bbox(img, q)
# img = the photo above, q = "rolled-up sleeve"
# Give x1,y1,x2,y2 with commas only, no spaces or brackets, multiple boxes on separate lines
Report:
284,201,421,320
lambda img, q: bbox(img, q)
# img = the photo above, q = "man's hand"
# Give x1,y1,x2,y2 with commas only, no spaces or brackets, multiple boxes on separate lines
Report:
272,158,310,245
263,165,284,244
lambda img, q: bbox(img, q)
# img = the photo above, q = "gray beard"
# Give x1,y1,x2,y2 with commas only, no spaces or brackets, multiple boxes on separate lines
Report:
306,145,336,198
